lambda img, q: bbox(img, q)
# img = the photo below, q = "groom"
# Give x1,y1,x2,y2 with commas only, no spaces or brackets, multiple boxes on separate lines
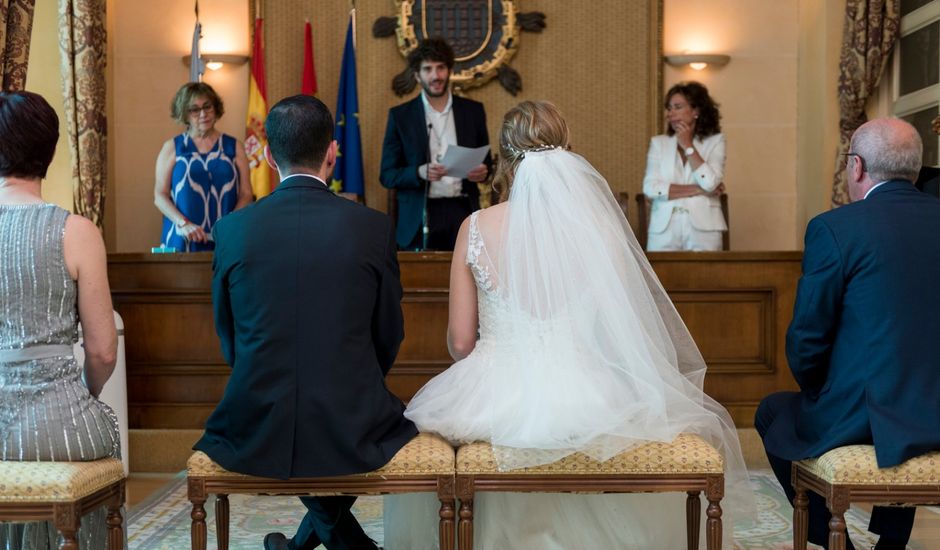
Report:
195,94,417,550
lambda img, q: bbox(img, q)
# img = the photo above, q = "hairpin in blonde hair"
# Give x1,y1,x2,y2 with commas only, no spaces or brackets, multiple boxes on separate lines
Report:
506,143,558,159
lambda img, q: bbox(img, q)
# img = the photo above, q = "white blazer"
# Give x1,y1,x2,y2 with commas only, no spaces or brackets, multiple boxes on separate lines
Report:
641,133,727,234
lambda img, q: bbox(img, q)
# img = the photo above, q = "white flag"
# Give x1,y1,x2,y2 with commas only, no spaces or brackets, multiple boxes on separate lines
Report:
189,21,204,82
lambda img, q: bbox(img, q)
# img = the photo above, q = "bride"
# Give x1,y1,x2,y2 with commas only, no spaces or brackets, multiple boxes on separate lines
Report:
384,101,753,549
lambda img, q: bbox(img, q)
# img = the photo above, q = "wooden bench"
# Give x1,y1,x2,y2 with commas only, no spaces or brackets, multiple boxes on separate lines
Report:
455,433,726,550
0,458,125,550
187,433,456,550
793,445,940,550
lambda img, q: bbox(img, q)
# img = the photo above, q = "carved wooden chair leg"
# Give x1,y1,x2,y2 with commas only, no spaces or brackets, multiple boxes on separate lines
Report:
456,475,474,550
686,490,701,550
439,496,456,550
190,496,208,550
54,502,80,550
457,498,474,550
705,475,724,550
437,474,456,550
215,494,230,550
826,488,850,550
792,481,809,550
106,486,125,550
705,497,723,550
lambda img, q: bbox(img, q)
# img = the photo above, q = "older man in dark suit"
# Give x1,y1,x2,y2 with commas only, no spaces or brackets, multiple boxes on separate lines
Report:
195,95,417,550
756,118,940,550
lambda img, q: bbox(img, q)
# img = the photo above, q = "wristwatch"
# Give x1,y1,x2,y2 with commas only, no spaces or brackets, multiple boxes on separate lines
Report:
684,146,696,157
176,218,189,228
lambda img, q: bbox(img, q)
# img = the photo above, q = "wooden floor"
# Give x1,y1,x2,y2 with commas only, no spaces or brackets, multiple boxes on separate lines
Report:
125,474,940,547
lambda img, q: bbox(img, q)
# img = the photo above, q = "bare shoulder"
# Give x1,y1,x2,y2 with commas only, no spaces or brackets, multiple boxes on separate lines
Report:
64,214,104,251
476,202,507,225
63,214,104,279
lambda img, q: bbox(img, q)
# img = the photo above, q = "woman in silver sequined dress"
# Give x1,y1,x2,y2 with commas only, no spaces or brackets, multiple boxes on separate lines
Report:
0,91,121,548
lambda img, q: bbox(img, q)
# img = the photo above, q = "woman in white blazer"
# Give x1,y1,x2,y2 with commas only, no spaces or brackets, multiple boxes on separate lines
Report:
642,82,727,251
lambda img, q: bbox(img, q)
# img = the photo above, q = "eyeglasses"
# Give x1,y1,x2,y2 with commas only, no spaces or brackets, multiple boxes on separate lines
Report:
840,152,867,172
187,104,214,116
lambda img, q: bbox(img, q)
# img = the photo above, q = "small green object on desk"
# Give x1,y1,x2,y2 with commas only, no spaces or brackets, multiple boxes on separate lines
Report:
151,246,178,254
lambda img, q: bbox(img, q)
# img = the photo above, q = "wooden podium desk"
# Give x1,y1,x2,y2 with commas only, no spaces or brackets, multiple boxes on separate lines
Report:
108,251,802,431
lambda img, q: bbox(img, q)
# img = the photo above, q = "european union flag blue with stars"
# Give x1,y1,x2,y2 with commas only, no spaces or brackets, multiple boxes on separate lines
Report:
332,18,364,196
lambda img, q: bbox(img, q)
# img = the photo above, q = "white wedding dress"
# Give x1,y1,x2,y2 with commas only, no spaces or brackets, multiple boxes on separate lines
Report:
383,149,753,549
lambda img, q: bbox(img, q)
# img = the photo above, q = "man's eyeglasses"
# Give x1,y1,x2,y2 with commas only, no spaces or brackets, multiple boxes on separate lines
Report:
187,104,214,116
840,152,867,172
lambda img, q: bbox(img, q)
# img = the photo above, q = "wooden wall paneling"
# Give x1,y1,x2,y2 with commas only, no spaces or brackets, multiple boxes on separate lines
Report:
648,252,803,425
110,251,803,431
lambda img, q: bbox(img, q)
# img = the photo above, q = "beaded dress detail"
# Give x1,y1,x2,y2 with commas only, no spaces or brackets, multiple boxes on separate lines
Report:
0,204,120,549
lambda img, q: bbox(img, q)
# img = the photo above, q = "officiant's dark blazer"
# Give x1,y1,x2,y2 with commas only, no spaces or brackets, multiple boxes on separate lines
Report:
194,174,417,479
379,94,493,248
762,180,940,468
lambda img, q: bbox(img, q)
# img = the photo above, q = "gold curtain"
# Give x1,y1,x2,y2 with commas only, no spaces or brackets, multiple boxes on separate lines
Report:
0,0,35,91
59,0,107,226
831,0,900,206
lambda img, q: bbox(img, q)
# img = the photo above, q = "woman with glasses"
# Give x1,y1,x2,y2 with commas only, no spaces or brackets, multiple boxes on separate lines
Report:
642,81,726,251
154,82,252,252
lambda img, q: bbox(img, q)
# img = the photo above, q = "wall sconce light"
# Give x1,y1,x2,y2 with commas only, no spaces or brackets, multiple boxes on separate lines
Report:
182,54,250,71
664,54,731,71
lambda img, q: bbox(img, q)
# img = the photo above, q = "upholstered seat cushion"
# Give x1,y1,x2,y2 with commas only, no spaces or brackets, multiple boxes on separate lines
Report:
457,433,723,475
799,446,940,485
188,432,455,478
0,458,124,502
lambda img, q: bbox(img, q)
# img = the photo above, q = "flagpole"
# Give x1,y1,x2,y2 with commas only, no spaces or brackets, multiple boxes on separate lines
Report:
351,0,357,51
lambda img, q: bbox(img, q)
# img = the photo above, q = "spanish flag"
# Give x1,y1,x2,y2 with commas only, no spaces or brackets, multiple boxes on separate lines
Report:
245,16,272,198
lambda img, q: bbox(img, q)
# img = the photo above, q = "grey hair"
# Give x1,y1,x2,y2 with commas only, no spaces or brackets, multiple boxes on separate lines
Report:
851,118,922,183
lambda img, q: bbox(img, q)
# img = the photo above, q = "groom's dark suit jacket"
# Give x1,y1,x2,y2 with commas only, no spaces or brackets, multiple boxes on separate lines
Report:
194,174,417,479
763,180,940,468
379,94,493,248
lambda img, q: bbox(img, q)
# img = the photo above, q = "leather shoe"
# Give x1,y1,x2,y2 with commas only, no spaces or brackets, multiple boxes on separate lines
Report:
263,532,290,550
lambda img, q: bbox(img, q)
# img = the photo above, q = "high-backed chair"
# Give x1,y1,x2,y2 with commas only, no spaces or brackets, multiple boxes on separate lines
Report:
75,311,129,475
187,433,456,550
635,193,730,251
0,458,125,550
616,191,630,222
455,434,726,550
792,446,940,550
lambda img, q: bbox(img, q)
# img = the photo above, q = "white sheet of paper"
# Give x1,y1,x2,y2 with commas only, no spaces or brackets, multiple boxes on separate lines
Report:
439,145,490,179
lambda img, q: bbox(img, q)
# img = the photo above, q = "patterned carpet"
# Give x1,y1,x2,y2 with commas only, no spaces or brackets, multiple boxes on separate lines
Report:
126,471,906,549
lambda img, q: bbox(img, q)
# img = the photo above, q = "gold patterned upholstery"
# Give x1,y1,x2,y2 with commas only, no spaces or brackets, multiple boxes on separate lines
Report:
0,458,124,502
457,434,723,475
188,432,455,478
798,446,940,485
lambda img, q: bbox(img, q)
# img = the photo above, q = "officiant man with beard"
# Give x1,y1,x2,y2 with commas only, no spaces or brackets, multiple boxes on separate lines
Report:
380,37,493,251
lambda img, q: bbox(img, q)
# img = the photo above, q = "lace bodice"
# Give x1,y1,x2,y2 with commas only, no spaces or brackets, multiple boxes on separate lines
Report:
466,212,506,348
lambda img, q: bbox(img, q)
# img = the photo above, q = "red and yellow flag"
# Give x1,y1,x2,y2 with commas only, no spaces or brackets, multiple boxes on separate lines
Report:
245,16,272,198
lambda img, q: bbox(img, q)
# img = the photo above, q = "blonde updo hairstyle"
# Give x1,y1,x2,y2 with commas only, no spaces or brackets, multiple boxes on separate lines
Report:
493,100,571,202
